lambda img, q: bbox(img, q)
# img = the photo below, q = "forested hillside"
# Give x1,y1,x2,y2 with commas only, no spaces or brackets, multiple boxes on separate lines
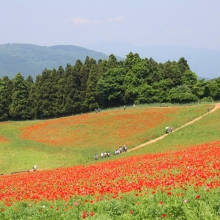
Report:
87,42,220,79
0,53,220,121
0,43,112,78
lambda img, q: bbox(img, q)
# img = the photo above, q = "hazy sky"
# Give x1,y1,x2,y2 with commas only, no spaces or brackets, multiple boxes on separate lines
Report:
1,0,220,49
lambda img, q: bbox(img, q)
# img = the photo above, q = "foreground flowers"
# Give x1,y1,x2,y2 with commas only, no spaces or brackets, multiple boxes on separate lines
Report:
0,141,219,205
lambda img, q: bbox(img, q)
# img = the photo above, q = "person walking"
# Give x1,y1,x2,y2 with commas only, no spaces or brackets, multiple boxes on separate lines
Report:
94,154,98,160
33,164,37,171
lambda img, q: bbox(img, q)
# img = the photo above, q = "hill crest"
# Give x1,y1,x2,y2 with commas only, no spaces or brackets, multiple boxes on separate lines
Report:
0,43,111,78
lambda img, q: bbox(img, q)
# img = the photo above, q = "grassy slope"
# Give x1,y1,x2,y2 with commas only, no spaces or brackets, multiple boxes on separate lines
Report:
132,108,220,155
0,103,215,174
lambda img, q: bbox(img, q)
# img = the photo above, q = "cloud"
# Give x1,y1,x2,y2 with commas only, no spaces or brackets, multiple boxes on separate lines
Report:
71,17,91,25
107,16,124,23
71,16,124,25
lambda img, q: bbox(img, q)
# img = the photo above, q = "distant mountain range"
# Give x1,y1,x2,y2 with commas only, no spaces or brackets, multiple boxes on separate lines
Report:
0,43,112,79
87,41,220,79
0,43,219,80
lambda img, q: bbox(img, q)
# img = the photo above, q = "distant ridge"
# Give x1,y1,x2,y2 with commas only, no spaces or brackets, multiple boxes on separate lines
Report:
87,41,220,79
1,43,219,80
0,43,114,78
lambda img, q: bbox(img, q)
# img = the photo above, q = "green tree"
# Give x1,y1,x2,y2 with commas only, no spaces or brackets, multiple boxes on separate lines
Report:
192,79,207,100
124,52,141,70
98,67,126,107
163,61,182,86
169,85,198,103
84,56,97,70
136,84,156,104
9,73,31,120
33,69,61,118
85,64,102,110
124,70,140,104
108,54,117,68
53,66,66,116
62,64,81,115
178,57,190,74
181,70,197,87
209,78,220,100
79,65,90,112
73,59,83,72
0,76,12,121
28,75,41,119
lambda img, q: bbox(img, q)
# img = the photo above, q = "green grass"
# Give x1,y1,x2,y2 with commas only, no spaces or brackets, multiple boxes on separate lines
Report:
0,102,219,220
133,108,220,155
0,187,219,220
0,103,215,174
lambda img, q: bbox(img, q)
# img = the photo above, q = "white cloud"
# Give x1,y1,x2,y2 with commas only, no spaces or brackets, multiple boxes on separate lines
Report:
71,17,90,25
107,16,124,23
71,16,124,25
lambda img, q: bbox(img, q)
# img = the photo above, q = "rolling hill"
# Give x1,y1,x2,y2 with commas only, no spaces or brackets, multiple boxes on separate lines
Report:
1,43,218,80
0,43,114,79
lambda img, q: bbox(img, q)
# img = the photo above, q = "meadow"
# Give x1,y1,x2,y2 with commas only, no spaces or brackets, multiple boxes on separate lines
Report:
0,103,219,219
0,103,213,174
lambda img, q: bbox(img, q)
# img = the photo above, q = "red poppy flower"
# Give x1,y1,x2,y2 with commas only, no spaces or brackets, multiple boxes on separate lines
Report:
162,213,167,218
82,211,87,218
90,212,94,216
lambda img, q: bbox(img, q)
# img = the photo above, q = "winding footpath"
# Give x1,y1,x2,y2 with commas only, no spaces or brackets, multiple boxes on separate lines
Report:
128,103,220,152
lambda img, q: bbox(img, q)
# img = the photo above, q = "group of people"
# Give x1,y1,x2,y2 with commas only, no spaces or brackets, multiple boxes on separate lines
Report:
95,108,101,113
113,145,128,155
94,145,128,160
123,104,136,110
94,151,110,160
165,126,173,134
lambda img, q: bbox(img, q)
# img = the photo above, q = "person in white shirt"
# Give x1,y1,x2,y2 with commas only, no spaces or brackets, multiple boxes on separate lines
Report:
33,164,37,171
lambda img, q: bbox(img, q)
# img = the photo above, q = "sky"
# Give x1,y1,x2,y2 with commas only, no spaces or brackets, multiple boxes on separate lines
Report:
1,0,220,50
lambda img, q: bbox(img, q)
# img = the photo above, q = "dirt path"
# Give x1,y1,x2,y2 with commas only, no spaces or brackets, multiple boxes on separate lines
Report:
128,103,220,152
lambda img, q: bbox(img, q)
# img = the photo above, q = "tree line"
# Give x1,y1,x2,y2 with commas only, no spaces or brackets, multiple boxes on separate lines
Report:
0,52,220,121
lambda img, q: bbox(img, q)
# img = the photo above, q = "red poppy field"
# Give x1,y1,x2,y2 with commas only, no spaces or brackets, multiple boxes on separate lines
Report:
0,104,219,219
20,108,182,147
0,141,219,204
0,136,8,143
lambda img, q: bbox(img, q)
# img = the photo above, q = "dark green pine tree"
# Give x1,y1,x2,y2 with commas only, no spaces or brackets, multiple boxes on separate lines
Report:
85,64,100,110
0,76,12,121
28,74,46,119
178,57,190,74
73,59,83,73
124,52,142,71
63,64,81,115
49,68,62,117
34,69,59,118
55,66,66,116
79,65,90,112
84,56,97,70
9,73,31,120
25,75,34,119
108,54,117,68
